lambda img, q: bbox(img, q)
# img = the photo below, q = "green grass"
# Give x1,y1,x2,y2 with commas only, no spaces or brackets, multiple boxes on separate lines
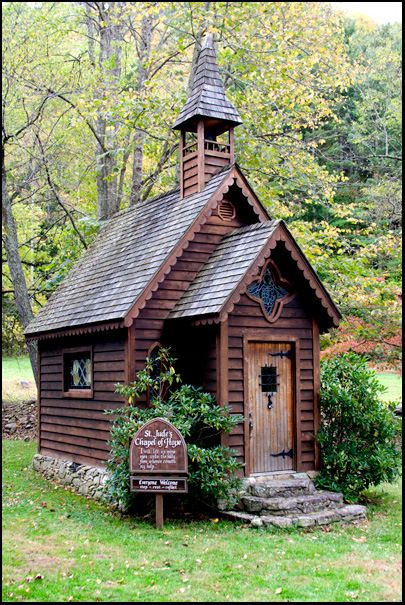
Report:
2,441,402,602
377,372,402,403
2,356,36,403
2,357,34,382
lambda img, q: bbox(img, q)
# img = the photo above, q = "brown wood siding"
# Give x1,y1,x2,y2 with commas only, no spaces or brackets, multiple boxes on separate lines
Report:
133,207,247,403
204,153,230,183
39,331,126,467
228,294,316,473
183,152,199,197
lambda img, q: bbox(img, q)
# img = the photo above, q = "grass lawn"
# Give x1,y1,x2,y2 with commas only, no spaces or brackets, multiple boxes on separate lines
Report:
378,372,402,403
2,440,402,603
2,357,36,403
2,357,34,382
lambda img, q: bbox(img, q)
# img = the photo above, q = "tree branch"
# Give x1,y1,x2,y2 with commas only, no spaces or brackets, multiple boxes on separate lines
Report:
35,134,88,250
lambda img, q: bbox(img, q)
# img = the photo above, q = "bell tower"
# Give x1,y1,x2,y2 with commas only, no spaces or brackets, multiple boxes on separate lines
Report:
172,34,242,198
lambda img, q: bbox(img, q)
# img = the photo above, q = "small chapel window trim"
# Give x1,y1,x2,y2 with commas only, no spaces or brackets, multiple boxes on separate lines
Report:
246,260,295,323
62,346,93,399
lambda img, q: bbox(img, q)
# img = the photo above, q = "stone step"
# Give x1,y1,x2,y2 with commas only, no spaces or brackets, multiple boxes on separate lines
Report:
246,472,310,484
241,491,344,515
248,477,316,499
222,504,367,528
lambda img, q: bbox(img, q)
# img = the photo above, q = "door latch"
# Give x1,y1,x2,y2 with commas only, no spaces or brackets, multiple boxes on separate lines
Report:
267,392,273,410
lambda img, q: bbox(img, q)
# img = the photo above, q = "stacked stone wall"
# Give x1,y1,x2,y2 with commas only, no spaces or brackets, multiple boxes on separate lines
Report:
32,454,109,501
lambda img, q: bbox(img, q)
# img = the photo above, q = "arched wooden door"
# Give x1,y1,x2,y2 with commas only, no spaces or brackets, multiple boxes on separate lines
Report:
247,342,295,473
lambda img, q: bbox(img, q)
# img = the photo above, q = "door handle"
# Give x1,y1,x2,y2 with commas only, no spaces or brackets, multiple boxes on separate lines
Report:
267,393,274,409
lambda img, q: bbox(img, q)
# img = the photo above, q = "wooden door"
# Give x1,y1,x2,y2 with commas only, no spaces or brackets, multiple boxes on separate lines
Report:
247,342,295,473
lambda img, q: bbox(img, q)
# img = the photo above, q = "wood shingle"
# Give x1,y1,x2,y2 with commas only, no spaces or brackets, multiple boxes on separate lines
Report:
170,221,280,318
25,167,233,336
172,34,242,131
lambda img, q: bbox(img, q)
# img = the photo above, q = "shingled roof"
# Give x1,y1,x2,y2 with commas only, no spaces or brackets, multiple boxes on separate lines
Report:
170,221,280,318
169,219,341,328
172,34,242,130
25,167,233,336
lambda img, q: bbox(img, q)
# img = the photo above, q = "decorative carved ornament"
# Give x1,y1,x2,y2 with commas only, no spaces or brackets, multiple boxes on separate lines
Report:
246,260,296,323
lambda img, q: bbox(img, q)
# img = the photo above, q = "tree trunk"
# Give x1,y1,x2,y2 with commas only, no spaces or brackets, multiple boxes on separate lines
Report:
130,14,153,206
93,2,125,220
2,151,38,385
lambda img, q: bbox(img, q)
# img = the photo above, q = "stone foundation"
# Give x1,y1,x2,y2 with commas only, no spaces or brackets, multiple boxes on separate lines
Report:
32,454,110,501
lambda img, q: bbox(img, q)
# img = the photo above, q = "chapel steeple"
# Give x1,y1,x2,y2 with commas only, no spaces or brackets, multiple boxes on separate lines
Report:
173,34,242,198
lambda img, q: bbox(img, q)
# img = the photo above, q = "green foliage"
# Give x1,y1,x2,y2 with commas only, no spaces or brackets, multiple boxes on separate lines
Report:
106,347,243,512
308,18,402,366
2,3,401,369
1,297,27,356
316,353,401,501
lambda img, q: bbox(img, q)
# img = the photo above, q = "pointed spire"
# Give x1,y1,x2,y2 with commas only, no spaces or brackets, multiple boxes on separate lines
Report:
172,33,242,131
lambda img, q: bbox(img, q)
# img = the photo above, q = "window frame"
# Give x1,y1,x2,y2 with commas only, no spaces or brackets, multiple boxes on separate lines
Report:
62,345,94,399
246,259,296,323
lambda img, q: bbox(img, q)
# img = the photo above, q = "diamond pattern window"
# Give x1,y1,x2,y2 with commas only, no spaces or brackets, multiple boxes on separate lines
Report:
63,349,93,397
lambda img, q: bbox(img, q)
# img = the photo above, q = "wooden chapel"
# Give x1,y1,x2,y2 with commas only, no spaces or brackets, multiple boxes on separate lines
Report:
25,34,341,478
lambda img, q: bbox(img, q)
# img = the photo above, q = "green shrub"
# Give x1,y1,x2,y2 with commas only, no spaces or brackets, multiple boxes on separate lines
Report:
316,352,401,501
105,347,243,512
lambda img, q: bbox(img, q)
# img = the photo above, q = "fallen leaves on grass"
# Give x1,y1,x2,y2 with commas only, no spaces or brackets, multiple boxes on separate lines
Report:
352,536,367,543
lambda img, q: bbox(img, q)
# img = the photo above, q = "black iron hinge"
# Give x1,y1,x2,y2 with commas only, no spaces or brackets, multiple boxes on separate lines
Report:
271,448,294,459
268,350,292,359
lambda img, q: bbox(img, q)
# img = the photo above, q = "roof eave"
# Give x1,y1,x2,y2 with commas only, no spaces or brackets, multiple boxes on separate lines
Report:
25,319,126,341
172,113,243,131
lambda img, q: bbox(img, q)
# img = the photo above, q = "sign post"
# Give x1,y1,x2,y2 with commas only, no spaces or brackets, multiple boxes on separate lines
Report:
129,418,188,528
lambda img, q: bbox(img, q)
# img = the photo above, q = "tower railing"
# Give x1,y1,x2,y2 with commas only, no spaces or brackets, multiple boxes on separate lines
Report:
183,140,231,156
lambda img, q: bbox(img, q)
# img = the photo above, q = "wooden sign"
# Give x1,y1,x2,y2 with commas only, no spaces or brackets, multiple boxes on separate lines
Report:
130,476,188,493
129,418,188,528
130,418,188,474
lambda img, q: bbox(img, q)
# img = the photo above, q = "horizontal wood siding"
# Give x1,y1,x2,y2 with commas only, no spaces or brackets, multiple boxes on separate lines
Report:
134,208,246,403
228,294,316,473
183,153,199,197
39,331,126,467
204,153,230,183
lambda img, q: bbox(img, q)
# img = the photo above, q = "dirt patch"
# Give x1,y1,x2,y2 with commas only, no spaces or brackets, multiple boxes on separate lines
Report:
2,377,37,404
2,400,37,441
337,553,402,601
2,533,76,580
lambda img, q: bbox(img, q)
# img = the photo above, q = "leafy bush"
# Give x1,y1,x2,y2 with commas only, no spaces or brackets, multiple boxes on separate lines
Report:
316,352,401,501
105,347,243,512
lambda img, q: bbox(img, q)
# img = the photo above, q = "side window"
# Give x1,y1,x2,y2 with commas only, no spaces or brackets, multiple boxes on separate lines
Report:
63,348,93,398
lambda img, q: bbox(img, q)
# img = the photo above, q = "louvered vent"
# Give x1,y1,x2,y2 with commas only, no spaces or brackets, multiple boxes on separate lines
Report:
218,200,236,221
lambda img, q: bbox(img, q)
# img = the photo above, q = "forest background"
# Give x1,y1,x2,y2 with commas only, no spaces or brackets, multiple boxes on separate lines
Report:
2,2,402,381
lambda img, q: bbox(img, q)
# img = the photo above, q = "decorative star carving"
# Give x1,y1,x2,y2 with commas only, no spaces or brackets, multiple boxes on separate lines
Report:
247,267,289,318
